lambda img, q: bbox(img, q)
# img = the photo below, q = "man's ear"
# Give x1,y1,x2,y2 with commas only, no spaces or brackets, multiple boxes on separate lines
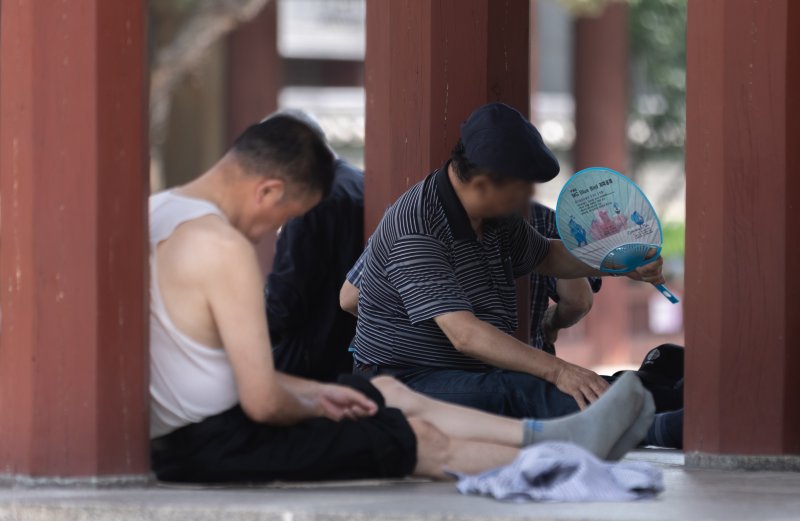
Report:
256,178,286,205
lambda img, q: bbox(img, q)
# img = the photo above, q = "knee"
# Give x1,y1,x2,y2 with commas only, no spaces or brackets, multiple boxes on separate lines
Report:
408,418,451,480
372,376,420,414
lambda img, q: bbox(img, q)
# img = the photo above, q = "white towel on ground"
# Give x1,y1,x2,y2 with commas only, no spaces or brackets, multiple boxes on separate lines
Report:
455,442,664,502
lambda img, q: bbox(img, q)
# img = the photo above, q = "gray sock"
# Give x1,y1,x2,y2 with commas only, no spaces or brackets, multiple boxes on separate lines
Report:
605,387,656,461
522,372,645,460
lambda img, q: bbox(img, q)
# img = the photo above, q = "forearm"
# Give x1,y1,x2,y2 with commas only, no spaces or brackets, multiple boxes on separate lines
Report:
535,240,605,279
548,303,588,330
276,372,323,401
247,373,323,425
442,313,564,383
548,279,593,329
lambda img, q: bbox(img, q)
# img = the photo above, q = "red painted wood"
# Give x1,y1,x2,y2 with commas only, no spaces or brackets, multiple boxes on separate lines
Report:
364,0,532,341
785,0,800,452
365,0,531,235
226,1,281,142
573,3,629,174
529,1,539,119
0,0,149,476
572,4,632,366
685,0,800,455
226,1,281,277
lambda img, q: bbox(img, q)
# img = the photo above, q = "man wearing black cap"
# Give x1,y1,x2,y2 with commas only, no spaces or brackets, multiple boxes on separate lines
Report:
345,102,666,420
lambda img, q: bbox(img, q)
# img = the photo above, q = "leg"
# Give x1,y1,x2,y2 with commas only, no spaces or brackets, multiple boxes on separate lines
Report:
373,375,524,446
408,418,519,479
398,367,580,419
375,372,648,460
151,403,417,483
645,408,683,449
606,386,656,460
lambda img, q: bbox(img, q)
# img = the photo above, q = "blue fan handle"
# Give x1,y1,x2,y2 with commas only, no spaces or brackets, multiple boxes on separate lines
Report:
654,284,680,304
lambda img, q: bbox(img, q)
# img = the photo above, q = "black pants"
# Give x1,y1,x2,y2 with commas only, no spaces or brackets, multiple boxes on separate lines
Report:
354,364,683,420
355,363,580,419
151,375,417,483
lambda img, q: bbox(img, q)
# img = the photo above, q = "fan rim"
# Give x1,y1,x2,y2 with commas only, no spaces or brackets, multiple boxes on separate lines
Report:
554,166,665,274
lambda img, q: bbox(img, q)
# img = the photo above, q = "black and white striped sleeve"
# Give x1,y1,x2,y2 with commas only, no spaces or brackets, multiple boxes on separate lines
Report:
509,215,551,277
346,244,369,289
385,234,473,325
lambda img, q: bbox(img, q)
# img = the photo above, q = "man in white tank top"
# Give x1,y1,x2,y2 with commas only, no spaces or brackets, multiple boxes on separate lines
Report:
149,113,654,483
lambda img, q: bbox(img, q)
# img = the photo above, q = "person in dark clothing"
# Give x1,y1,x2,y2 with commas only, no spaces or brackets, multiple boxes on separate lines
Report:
265,109,365,382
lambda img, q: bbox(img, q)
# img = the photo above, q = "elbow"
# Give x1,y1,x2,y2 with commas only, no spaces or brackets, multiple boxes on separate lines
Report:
434,312,482,355
562,292,594,319
574,292,594,316
241,395,282,424
447,323,476,354
340,297,358,317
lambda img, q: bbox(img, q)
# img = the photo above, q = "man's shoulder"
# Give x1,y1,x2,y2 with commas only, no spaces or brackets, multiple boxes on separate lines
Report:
379,174,437,229
329,159,364,201
365,176,441,264
334,159,364,180
163,215,254,272
529,201,558,238
531,201,555,218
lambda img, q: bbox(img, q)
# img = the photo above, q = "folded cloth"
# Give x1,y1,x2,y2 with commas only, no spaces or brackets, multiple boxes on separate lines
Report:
455,442,664,503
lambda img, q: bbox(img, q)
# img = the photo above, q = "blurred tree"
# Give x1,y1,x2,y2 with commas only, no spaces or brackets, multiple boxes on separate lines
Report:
558,0,622,17
149,0,271,190
628,0,687,159
560,0,686,157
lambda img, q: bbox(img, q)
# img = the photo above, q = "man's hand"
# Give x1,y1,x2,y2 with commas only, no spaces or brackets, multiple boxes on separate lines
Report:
625,255,666,285
553,360,610,410
314,384,378,422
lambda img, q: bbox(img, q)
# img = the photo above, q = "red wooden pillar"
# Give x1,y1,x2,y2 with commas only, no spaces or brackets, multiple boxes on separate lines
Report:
365,0,532,340
572,3,632,367
684,0,800,467
0,0,149,478
226,1,282,276
529,1,539,119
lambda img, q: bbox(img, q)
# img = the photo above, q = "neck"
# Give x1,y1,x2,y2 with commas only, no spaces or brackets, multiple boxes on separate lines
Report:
175,157,247,231
447,163,483,233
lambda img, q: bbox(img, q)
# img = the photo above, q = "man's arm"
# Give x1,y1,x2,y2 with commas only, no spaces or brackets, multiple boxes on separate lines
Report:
340,245,368,316
383,232,608,408
530,203,597,345
202,222,376,424
434,311,608,409
540,278,594,345
535,239,666,285
340,280,359,316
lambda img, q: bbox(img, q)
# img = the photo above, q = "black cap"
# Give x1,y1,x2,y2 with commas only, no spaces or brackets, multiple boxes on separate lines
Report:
638,344,684,385
459,102,560,182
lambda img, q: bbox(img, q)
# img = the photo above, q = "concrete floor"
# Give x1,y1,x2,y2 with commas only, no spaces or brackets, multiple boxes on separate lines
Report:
1,451,799,521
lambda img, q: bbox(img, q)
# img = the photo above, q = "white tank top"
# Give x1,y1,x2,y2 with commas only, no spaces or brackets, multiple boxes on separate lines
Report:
149,191,240,438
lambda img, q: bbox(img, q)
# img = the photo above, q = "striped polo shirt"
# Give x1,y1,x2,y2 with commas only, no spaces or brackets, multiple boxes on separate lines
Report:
352,163,551,370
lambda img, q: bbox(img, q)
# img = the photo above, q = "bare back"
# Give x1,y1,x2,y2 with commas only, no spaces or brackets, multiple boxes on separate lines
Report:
149,190,275,437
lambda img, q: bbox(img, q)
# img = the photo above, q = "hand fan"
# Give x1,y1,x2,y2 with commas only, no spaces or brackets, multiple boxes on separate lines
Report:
555,167,679,304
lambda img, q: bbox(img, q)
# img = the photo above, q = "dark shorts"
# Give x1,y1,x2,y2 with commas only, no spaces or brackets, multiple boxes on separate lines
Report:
151,375,417,483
